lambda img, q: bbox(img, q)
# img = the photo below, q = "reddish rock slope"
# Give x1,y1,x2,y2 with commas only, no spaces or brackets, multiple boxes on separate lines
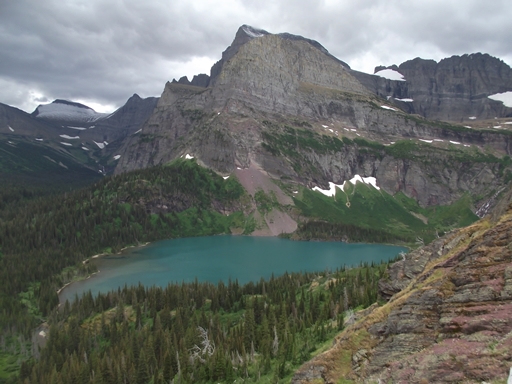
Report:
293,193,512,383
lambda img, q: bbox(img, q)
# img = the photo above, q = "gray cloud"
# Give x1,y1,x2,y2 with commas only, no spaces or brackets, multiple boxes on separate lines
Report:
1,0,511,113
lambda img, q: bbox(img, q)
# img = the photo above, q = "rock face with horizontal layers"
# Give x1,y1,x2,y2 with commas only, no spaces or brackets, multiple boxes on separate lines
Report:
115,25,512,209
352,53,512,121
292,187,512,383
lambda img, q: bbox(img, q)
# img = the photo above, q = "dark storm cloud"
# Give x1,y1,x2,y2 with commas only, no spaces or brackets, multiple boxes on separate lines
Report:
1,0,511,113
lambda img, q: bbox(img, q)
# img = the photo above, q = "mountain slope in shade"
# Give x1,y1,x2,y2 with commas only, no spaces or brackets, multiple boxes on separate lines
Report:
1,93,158,181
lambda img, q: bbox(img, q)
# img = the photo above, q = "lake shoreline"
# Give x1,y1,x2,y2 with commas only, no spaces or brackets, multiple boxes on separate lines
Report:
57,242,151,302
58,236,407,304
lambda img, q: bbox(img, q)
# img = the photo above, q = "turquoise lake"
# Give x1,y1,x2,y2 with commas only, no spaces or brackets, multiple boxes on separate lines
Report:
59,236,406,303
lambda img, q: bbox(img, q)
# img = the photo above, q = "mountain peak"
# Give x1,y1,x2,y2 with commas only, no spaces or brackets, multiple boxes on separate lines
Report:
239,24,269,39
50,99,94,111
32,99,107,123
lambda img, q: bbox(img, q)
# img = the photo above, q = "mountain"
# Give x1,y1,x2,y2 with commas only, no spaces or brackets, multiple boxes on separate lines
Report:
32,99,108,123
292,185,512,384
0,94,158,186
352,53,512,121
114,25,512,224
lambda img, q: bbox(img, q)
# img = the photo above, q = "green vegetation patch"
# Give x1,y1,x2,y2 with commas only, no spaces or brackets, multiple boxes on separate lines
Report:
294,182,479,244
0,140,101,192
262,125,344,157
294,182,424,243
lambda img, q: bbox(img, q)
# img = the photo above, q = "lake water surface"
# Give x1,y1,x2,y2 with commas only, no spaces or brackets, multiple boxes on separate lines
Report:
59,236,406,303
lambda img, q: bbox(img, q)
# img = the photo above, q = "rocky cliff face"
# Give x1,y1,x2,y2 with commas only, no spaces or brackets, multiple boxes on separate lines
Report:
353,53,512,121
115,25,512,209
78,93,158,145
292,188,512,383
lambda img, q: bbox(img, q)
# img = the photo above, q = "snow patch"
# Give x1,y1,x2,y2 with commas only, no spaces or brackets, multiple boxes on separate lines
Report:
293,191,298,194
242,25,266,38
419,139,433,143
450,141,461,145
223,176,230,180
104,141,109,146
374,69,406,81
312,182,344,197
35,102,107,122
381,105,397,111
93,141,105,149
464,126,472,128
434,139,444,142
349,175,380,190
134,129,142,134
113,155,121,160
8,126,14,132
35,138,43,141
312,175,380,197
67,126,87,130
350,128,357,131
493,125,502,129
395,98,413,102
505,122,512,125
185,154,194,159
322,125,329,128
60,142,72,146
329,128,333,132
488,91,512,107
343,128,349,131
81,147,89,151
469,116,477,120
59,134,80,140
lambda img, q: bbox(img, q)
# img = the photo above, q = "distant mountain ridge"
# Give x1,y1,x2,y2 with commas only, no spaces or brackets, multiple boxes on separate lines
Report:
0,94,158,181
351,52,512,121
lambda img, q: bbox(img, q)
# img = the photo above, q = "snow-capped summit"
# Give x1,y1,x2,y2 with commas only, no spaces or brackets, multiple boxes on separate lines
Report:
32,99,108,123
241,25,268,38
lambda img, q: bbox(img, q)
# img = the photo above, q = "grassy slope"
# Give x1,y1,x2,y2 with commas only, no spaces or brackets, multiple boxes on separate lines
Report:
0,139,101,191
292,181,478,244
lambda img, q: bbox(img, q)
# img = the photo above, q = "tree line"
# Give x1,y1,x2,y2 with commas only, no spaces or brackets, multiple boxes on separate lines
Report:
19,262,387,383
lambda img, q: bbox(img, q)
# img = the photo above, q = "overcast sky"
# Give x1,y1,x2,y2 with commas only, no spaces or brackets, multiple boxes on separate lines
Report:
1,0,511,113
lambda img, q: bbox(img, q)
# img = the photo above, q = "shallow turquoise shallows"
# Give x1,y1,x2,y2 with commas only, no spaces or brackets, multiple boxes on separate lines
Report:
59,236,406,303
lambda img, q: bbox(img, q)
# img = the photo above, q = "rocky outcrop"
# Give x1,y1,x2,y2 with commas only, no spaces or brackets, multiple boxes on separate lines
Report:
78,93,158,145
292,191,512,383
352,53,512,121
